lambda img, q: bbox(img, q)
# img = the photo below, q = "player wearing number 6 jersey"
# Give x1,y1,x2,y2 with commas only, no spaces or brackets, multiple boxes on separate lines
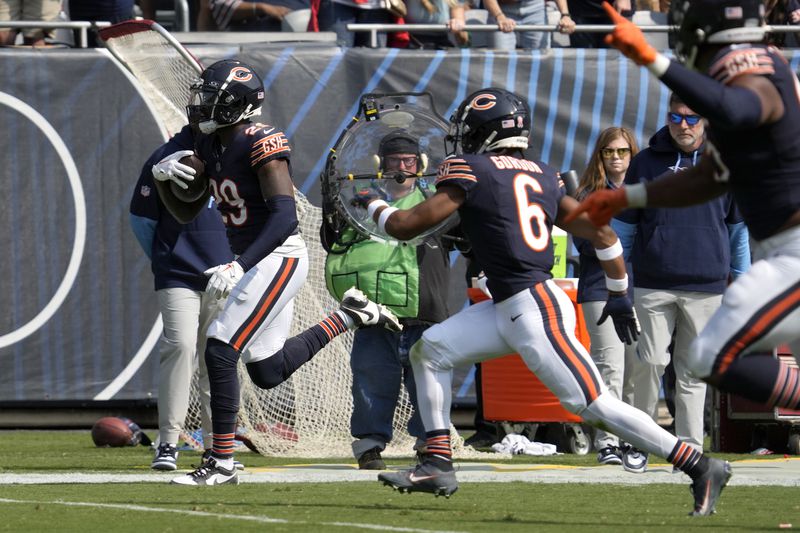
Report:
364,87,731,516
152,59,401,486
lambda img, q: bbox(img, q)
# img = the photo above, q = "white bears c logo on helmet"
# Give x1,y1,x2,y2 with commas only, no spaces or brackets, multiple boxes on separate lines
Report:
470,93,497,111
229,66,253,83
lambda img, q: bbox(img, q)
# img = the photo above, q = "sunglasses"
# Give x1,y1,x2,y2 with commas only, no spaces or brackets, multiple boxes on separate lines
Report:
601,147,631,158
668,112,702,126
385,155,418,167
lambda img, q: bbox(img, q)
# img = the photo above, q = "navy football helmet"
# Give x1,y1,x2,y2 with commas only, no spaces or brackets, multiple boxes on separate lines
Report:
447,87,530,155
187,59,265,134
670,0,767,69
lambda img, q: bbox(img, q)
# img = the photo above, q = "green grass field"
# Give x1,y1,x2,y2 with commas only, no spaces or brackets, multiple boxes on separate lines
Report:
1,431,798,532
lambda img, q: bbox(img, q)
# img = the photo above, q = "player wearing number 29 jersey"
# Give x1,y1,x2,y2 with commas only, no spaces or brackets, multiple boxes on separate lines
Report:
195,122,295,260
370,87,731,515
151,59,400,487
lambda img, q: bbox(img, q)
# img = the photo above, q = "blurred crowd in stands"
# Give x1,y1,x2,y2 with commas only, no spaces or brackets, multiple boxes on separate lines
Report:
2,0,797,48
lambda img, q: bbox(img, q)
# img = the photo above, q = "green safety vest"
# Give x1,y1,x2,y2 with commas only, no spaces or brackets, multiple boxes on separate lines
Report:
324,189,427,318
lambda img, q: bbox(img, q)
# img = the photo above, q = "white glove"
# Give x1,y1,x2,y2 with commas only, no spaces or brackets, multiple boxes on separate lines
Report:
204,261,244,300
152,149,196,190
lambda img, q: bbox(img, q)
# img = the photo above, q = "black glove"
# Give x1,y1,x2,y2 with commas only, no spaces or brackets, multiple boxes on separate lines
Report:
597,293,640,345
350,188,386,209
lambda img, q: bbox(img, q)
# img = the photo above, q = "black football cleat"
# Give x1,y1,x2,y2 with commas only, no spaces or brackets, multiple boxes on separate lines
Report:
378,461,458,498
689,458,732,516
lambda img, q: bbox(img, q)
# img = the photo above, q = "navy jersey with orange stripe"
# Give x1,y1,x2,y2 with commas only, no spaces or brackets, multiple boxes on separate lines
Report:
435,153,565,302
705,44,800,241
195,122,292,255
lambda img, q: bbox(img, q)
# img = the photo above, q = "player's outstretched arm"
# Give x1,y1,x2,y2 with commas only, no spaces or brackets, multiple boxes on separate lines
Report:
565,155,729,226
601,2,783,129
365,184,465,242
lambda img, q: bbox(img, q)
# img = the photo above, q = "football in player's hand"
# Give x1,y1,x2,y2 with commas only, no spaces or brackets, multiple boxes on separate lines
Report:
170,153,208,203
91,416,134,447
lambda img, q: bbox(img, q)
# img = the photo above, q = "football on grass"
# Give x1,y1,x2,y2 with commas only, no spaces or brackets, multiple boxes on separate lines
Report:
91,416,134,447
170,153,208,203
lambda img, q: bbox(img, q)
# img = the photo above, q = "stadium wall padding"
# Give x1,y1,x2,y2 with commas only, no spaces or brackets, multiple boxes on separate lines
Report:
2,45,798,403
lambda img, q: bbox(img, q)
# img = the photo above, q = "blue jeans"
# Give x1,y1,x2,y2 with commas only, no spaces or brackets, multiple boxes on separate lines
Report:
350,324,427,458
317,1,392,47
489,0,548,50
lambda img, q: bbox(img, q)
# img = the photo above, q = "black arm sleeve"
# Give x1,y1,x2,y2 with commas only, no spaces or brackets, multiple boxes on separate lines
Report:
235,194,299,271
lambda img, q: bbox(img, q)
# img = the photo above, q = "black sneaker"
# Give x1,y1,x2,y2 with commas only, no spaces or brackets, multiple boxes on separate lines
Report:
358,447,386,470
378,460,458,498
596,445,623,466
622,445,649,473
464,431,498,449
171,456,239,486
202,449,244,471
151,443,178,471
689,458,732,516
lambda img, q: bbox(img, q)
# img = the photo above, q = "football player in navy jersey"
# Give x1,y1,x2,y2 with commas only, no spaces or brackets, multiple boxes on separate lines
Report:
571,0,800,467
151,59,401,486
362,87,731,516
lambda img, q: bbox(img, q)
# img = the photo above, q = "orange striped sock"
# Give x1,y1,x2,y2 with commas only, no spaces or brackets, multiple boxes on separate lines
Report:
318,312,350,340
668,440,704,475
425,431,452,464
212,433,236,459
767,362,800,409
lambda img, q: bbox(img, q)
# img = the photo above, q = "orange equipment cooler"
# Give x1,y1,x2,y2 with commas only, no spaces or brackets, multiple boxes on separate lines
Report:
468,281,591,425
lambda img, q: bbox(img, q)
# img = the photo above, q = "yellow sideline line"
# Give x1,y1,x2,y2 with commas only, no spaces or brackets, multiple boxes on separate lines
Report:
0,498,466,533
243,456,800,474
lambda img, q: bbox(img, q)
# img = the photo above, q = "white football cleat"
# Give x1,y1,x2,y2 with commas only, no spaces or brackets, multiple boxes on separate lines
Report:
339,287,402,332
171,456,239,486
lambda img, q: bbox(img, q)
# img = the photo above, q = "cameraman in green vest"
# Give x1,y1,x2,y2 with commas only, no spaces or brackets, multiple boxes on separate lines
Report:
323,131,451,469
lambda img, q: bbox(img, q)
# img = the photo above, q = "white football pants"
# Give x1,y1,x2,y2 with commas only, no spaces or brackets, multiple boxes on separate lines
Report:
689,224,800,378
412,280,681,458
207,234,309,363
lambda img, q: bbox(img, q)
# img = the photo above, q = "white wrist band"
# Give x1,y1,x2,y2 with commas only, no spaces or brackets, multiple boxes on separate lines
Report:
377,206,399,233
605,274,628,292
625,183,648,208
646,53,670,78
595,239,623,261
367,199,389,219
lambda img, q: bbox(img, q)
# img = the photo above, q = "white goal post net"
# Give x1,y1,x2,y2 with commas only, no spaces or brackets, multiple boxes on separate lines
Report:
100,20,467,458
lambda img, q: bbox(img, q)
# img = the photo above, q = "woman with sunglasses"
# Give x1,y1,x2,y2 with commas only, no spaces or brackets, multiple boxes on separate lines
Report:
574,126,639,468
608,93,751,474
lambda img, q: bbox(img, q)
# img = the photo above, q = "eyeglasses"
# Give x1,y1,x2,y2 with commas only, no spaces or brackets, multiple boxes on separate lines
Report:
385,155,418,168
668,112,702,126
601,147,631,158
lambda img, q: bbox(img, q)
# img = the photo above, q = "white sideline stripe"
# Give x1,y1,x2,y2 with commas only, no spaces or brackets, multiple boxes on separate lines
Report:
0,498,464,533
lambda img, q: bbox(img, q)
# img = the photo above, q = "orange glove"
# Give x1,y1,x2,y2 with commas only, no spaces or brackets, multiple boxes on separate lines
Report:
564,188,629,227
601,2,657,66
